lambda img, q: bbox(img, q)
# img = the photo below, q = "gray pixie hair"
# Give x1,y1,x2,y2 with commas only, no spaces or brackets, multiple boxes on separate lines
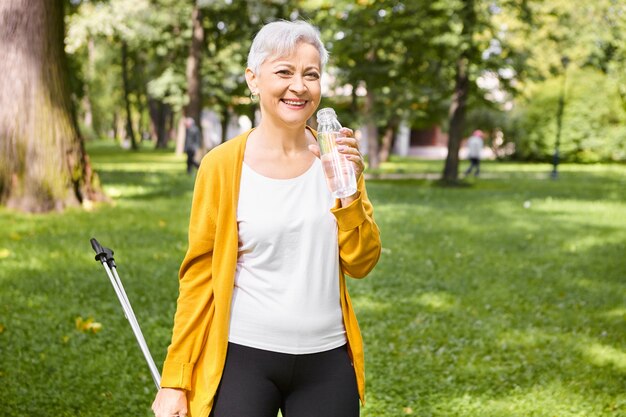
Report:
247,20,329,74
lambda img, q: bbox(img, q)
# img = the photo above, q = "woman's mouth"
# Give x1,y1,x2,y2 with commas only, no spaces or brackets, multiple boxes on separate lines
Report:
281,99,307,108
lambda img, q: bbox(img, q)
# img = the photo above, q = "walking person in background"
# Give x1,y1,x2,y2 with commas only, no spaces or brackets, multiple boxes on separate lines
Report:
184,117,201,174
465,129,485,177
152,20,381,417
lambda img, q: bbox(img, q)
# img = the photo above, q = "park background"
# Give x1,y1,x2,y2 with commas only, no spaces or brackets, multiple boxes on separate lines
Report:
0,0,625,416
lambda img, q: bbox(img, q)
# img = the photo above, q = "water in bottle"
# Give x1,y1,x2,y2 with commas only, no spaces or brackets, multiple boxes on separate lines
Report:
316,108,357,199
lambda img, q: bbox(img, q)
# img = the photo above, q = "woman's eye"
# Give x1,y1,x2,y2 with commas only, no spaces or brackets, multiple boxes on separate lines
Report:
305,73,320,80
277,70,291,76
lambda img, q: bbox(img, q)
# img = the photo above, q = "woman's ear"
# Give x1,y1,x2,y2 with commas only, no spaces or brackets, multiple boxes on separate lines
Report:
245,68,258,95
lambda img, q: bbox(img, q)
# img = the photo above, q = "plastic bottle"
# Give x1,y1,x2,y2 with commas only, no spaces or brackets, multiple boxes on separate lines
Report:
316,108,357,198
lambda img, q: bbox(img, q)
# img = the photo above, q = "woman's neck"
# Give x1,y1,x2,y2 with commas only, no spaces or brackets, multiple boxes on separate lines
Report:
252,120,310,155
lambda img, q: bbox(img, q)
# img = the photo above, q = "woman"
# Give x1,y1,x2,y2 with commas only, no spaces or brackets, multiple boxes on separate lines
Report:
152,20,381,417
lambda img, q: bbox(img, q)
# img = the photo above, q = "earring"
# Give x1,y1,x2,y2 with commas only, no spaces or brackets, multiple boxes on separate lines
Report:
250,91,259,103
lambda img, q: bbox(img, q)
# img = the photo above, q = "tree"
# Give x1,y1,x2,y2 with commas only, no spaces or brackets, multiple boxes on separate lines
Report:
313,0,451,169
67,0,264,150
0,0,104,212
500,0,626,162
442,0,479,182
67,0,182,147
185,2,204,132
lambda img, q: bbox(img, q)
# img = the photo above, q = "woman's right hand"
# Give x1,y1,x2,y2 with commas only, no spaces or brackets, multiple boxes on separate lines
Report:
152,387,188,417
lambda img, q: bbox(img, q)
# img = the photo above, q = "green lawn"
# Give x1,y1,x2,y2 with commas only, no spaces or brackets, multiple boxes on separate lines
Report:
1,142,624,416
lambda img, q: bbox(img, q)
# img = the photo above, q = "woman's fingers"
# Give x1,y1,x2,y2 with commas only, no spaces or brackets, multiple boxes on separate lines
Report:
335,130,363,178
339,127,354,138
336,135,359,150
312,126,363,178
336,142,364,178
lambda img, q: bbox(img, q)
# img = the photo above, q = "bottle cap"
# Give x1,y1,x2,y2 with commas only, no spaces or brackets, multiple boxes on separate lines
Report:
316,107,337,123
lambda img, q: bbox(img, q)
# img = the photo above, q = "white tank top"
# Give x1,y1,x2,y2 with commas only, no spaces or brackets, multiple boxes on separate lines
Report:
228,158,347,354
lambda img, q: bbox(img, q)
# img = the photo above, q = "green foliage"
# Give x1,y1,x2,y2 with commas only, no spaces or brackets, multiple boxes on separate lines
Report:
67,0,194,139
147,68,187,111
309,0,536,147
0,146,624,416
506,67,626,162
313,0,456,128
62,0,625,161
503,1,626,162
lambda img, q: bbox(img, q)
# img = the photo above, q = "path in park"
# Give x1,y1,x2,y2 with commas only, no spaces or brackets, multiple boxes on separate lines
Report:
364,171,553,180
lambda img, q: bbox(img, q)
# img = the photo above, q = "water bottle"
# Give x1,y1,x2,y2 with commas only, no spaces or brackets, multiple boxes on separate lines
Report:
316,108,357,198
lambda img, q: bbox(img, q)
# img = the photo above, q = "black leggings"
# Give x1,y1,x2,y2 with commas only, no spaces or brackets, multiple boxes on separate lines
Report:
210,343,360,417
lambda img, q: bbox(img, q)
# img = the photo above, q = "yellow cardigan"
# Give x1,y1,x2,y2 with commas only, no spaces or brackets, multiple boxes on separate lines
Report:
160,129,381,417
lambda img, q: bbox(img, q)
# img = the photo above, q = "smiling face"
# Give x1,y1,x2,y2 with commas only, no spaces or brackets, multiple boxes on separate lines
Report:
246,42,322,129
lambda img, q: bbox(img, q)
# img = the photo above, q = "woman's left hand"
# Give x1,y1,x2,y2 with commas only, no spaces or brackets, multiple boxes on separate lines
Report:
335,127,364,180
309,127,363,207
308,127,364,180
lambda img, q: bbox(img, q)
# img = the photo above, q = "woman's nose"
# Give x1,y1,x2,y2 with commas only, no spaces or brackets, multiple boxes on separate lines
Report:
289,75,306,93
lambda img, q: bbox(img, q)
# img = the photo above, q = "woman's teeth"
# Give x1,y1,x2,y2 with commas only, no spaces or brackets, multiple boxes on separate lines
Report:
283,100,305,106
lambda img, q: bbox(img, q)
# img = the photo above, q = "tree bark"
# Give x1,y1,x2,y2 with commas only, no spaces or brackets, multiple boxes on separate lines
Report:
220,107,230,145
121,40,138,150
442,56,470,182
136,88,147,143
82,37,95,133
186,4,204,136
0,0,105,212
379,120,398,163
149,98,171,149
442,0,476,183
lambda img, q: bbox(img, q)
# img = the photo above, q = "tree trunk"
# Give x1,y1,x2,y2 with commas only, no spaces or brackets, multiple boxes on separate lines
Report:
186,4,203,135
365,88,380,169
121,40,138,150
134,56,150,144
220,108,230,145
115,111,126,141
0,0,105,212
442,57,470,182
82,95,93,131
379,120,398,163
82,37,95,133
442,0,476,183
136,90,146,143
149,98,170,149
167,109,176,142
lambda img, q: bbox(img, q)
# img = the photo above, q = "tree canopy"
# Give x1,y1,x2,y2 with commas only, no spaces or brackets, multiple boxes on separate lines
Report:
64,0,626,164
2,0,625,212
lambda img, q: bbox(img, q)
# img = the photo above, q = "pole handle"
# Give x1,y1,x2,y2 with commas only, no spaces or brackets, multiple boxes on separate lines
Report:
90,237,116,268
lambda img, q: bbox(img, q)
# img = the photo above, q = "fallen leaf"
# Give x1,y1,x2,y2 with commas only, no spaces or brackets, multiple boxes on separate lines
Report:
75,316,103,334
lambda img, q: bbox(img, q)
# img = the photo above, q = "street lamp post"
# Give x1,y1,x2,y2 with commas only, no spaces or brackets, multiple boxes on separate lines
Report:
551,56,570,179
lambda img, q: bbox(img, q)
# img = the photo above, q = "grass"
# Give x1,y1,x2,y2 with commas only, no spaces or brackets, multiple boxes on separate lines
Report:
0,142,624,416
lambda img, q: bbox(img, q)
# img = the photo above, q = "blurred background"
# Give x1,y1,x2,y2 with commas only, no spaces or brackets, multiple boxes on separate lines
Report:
0,1,625,417
2,0,626,212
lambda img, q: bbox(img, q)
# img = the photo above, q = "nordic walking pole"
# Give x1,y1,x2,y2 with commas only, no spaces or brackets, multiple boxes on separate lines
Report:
90,238,162,390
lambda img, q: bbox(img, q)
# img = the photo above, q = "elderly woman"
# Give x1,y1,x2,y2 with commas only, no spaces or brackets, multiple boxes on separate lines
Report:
152,20,381,417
